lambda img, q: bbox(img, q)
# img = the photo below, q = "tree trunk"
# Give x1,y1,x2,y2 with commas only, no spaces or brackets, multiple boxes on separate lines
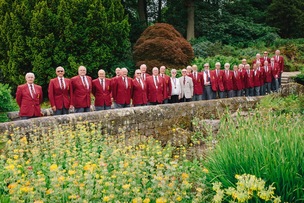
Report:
157,0,162,22
186,0,195,40
138,0,147,26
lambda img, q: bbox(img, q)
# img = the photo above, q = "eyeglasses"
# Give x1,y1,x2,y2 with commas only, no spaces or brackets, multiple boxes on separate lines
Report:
57,70,64,72
264,53,268,54
136,73,141,74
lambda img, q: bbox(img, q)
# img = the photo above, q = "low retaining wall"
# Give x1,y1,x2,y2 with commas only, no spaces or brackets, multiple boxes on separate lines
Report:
0,83,303,140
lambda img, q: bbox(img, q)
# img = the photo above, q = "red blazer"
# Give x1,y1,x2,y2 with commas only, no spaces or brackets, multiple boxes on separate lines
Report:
16,84,43,117
270,63,279,78
132,78,147,105
92,78,112,107
211,70,224,92
244,70,254,88
258,67,265,85
253,70,261,87
48,77,72,109
264,67,273,83
160,74,171,99
146,75,165,103
274,55,284,72
71,75,92,108
241,69,247,89
191,72,204,95
223,71,234,91
260,57,271,66
141,73,150,81
233,71,243,90
112,76,132,105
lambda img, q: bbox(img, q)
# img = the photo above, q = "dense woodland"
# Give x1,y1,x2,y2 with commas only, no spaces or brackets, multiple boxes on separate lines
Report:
0,0,304,94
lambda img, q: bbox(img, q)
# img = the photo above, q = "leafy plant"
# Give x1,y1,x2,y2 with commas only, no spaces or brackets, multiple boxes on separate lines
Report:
0,83,18,122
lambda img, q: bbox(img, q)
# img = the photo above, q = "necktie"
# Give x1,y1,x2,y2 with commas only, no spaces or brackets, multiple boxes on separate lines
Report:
124,77,128,88
277,56,279,61
82,76,87,89
183,76,186,85
226,71,229,78
265,67,268,72
235,71,237,77
100,79,104,91
154,76,158,88
247,70,250,76
216,70,218,77
205,71,209,82
195,72,197,80
60,78,64,89
138,79,143,89
30,84,35,98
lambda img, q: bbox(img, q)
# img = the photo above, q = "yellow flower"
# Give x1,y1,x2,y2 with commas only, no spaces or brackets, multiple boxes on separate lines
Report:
58,176,65,182
122,184,131,190
20,186,34,193
50,164,58,171
5,164,15,171
176,196,182,201
8,183,18,190
103,196,110,202
13,155,19,160
34,201,44,203
143,198,150,203
181,173,189,180
68,170,76,175
202,168,209,173
46,189,53,195
156,197,167,203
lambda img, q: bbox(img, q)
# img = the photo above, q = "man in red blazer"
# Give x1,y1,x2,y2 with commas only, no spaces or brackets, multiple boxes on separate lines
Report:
252,64,261,96
260,51,271,65
252,53,262,67
274,49,284,87
16,72,43,119
48,66,72,115
223,63,234,98
257,61,265,95
70,66,92,113
191,64,203,101
140,64,150,81
211,62,224,99
233,65,243,97
263,61,272,95
244,64,254,96
111,67,132,108
146,67,165,105
132,69,148,106
92,69,112,110
270,57,279,92
159,66,171,103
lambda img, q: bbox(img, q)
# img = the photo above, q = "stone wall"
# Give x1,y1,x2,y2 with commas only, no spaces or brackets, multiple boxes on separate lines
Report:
0,83,303,140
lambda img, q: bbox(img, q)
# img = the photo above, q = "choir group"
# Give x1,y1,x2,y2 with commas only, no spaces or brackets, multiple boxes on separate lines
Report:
15,50,284,119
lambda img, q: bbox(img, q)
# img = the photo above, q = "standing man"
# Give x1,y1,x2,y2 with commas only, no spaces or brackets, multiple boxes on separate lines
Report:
191,64,203,101
16,72,43,119
202,63,213,100
244,64,254,97
146,67,165,105
132,69,147,107
257,61,265,95
223,63,234,98
211,62,224,99
179,68,193,102
274,49,284,87
233,65,243,97
92,69,112,110
48,66,72,115
252,64,261,96
112,67,132,108
169,69,181,103
159,66,171,103
261,51,271,65
140,64,150,81
186,65,192,76
71,66,92,113
263,61,272,95
270,57,279,92
253,53,262,67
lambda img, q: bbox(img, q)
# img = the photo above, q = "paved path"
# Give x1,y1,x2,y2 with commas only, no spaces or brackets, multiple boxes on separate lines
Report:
282,71,301,77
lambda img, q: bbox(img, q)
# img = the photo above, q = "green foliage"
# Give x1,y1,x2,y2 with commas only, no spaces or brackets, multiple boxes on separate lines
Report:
0,0,131,92
294,70,304,86
203,95,304,202
0,83,18,122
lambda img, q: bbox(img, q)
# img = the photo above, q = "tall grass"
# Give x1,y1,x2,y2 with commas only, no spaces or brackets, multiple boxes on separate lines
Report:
203,107,304,202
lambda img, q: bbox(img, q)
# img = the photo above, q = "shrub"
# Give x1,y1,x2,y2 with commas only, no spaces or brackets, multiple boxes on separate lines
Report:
203,100,304,202
193,55,241,71
294,68,304,86
133,23,194,73
0,83,18,122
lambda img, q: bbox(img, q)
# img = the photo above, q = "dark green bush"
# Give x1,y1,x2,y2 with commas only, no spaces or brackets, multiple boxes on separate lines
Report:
0,83,18,122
